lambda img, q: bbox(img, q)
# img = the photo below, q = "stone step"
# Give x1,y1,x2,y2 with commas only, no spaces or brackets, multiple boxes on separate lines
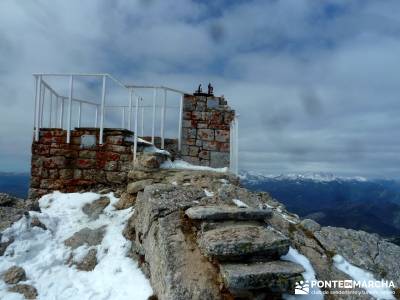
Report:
185,205,272,221
198,224,290,260
220,261,304,293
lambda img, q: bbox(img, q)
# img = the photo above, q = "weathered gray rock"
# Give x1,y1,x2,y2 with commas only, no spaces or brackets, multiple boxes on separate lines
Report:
185,205,272,221
30,217,47,230
3,266,26,284
114,192,136,210
0,235,14,256
300,218,321,233
64,227,106,249
127,179,154,194
136,153,167,170
314,226,400,287
75,249,97,271
126,184,222,300
199,224,290,260
220,261,304,292
82,197,110,219
0,193,16,206
8,284,38,299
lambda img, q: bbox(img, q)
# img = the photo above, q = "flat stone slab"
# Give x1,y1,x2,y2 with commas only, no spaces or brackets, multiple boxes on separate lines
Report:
199,225,290,260
185,205,272,221
221,261,304,292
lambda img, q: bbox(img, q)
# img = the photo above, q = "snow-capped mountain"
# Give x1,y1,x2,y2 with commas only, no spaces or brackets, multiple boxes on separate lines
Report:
239,171,368,183
240,171,400,241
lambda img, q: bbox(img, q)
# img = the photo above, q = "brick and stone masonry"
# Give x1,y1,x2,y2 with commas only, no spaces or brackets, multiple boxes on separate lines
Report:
29,93,235,198
29,128,134,199
180,94,235,167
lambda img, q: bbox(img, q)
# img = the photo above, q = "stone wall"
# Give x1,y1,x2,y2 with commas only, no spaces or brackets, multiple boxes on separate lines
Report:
181,94,235,168
29,128,133,199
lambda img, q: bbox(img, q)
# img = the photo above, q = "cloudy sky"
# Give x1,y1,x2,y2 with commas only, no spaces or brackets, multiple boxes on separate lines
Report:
0,0,399,178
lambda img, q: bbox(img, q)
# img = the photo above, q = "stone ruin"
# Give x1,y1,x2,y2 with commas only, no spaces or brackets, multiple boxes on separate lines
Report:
29,92,235,198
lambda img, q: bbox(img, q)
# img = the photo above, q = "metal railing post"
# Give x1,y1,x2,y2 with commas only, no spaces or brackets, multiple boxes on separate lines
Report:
66,76,73,143
122,107,125,129
128,89,133,131
178,94,183,151
141,100,144,137
78,101,82,128
49,93,53,127
60,98,64,128
134,96,139,164
151,88,157,144
40,85,45,128
99,75,106,144
160,88,166,149
95,105,98,127
55,96,58,128
34,75,40,141
229,120,233,172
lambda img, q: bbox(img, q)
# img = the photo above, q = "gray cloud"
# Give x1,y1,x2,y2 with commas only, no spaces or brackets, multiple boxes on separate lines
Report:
0,0,399,178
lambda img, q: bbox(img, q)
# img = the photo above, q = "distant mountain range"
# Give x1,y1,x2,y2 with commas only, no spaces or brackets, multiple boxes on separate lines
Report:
0,172,30,198
240,172,400,242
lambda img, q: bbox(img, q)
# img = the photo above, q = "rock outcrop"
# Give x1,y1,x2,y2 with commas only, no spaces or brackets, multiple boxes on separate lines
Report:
122,155,400,299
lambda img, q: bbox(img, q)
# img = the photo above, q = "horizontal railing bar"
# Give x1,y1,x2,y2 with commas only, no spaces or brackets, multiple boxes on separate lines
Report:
59,96,98,106
34,74,187,95
33,73,108,77
125,85,187,95
105,105,180,109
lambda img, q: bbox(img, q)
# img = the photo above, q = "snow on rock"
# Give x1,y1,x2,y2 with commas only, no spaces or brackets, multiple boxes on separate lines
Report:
204,189,214,197
0,192,153,300
161,159,228,173
281,247,323,300
232,199,248,208
333,255,395,300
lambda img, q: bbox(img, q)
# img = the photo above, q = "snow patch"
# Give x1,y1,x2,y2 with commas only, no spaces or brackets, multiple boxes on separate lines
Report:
232,199,248,208
333,255,395,300
161,159,228,173
281,247,323,300
204,189,214,197
0,192,152,300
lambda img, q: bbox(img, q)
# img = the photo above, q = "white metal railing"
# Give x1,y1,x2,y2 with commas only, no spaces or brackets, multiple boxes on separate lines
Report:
33,73,186,163
229,114,239,175
32,73,239,174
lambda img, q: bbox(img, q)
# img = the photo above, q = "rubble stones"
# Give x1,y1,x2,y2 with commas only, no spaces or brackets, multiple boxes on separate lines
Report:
64,227,106,249
75,249,98,271
3,266,26,284
8,284,38,299
127,179,154,194
114,192,136,210
82,197,110,220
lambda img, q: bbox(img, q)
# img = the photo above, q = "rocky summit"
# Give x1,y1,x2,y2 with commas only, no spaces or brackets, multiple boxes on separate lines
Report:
121,152,400,299
1,153,400,299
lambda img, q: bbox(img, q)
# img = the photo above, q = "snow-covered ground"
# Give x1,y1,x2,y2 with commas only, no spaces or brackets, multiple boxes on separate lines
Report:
282,247,323,300
161,159,228,173
0,192,152,300
333,255,395,300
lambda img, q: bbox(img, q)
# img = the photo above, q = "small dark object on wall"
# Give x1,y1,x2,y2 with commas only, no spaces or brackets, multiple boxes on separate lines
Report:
195,84,202,94
208,83,214,96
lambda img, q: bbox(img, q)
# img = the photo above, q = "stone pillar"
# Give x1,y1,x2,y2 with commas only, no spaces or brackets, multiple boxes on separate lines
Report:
181,94,234,168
